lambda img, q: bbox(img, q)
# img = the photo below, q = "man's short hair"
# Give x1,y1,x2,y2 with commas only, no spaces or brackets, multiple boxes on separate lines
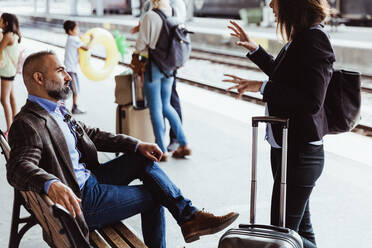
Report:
22,50,56,81
63,20,77,34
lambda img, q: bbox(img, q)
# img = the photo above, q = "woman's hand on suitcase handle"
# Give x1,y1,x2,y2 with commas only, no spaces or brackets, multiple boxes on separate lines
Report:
138,142,163,162
228,20,258,52
223,74,263,98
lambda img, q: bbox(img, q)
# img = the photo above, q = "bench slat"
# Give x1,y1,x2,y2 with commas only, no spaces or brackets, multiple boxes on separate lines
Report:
22,191,71,248
90,230,110,248
98,226,131,248
113,222,147,248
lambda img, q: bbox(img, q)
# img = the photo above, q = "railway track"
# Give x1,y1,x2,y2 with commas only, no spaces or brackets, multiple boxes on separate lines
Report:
189,48,372,93
22,32,372,138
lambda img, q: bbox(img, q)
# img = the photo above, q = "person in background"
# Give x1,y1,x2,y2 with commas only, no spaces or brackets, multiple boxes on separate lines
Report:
131,0,192,161
0,13,21,138
63,20,93,114
131,0,187,152
224,0,335,247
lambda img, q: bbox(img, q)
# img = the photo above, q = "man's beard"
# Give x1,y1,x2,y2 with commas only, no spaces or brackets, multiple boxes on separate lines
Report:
45,80,72,100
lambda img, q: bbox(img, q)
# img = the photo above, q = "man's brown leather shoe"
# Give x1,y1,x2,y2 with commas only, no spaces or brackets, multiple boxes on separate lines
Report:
180,210,239,243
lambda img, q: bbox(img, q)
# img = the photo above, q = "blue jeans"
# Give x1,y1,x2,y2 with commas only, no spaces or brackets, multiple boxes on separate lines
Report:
270,143,324,248
144,63,187,152
82,153,198,248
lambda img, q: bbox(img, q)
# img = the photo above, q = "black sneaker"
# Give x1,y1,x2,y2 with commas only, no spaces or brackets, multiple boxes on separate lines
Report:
71,106,86,114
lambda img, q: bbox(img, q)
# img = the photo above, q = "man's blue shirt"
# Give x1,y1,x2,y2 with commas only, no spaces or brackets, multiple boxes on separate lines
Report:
28,95,91,193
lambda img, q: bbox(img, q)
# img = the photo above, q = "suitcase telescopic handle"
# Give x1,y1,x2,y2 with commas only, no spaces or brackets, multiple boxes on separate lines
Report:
131,74,139,109
238,224,290,234
131,74,147,110
252,116,289,128
250,116,289,228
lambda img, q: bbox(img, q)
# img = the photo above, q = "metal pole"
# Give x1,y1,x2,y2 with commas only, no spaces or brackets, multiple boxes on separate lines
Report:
34,0,37,13
95,0,104,16
46,0,50,14
261,0,274,27
71,0,78,16
185,0,194,22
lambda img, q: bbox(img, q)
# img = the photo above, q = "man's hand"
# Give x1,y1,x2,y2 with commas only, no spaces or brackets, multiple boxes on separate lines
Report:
223,74,263,98
48,181,82,218
138,143,163,162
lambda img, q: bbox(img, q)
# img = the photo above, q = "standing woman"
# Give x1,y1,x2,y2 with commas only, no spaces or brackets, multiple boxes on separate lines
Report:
0,13,21,137
132,0,191,161
224,0,335,247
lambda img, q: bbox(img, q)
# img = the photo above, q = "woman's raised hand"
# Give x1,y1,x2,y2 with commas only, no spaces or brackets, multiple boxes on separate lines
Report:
228,20,258,52
223,74,263,98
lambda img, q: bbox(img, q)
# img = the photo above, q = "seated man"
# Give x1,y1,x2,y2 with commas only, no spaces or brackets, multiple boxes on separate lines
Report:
6,50,239,247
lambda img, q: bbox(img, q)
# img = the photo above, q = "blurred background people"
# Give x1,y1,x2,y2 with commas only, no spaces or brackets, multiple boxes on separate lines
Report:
132,0,191,161
63,20,93,114
131,0,187,152
0,13,21,138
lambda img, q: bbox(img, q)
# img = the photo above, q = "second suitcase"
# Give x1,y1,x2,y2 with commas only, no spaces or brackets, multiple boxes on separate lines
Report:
218,117,303,248
116,104,155,143
115,71,155,143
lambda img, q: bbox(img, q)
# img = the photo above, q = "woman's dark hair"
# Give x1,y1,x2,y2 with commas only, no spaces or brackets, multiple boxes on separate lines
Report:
63,20,77,34
1,13,21,43
276,0,330,41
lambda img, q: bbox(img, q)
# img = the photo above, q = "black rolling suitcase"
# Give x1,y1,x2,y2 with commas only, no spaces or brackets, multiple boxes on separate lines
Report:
218,117,303,248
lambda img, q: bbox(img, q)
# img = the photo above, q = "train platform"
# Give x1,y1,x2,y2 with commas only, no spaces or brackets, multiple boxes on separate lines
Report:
0,35,371,248
1,0,372,75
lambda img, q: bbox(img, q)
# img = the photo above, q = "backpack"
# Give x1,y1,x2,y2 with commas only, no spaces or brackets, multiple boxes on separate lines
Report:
324,69,361,134
310,26,362,134
149,8,192,76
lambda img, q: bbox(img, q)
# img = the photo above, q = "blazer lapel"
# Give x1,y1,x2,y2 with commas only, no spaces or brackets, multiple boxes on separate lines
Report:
272,44,290,75
24,101,78,183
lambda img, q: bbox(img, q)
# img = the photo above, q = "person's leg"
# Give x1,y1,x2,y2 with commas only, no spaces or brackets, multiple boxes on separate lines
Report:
160,75,187,147
9,83,17,120
1,79,14,131
270,145,324,248
144,64,167,152
299,200,317,247
93,153,198,224
82,175,166,248
93,153,239,243
68,72,85,114
168,78,182,150
68,72,78,106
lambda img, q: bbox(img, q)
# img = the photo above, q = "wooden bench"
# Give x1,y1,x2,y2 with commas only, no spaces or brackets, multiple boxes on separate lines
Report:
0,131,147,248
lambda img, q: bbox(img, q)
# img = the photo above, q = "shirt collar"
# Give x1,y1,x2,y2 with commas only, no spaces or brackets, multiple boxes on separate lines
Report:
28,94,65,114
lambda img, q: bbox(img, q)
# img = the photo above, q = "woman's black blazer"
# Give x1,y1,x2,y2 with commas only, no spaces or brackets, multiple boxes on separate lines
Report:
247,26,336,146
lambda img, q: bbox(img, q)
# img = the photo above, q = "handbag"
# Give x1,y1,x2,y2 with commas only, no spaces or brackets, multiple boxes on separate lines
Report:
324,69,361,134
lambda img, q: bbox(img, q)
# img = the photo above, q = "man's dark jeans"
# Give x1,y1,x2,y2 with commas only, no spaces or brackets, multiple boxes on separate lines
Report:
81,153,198,248
169,79,182,142
270,144,324,248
